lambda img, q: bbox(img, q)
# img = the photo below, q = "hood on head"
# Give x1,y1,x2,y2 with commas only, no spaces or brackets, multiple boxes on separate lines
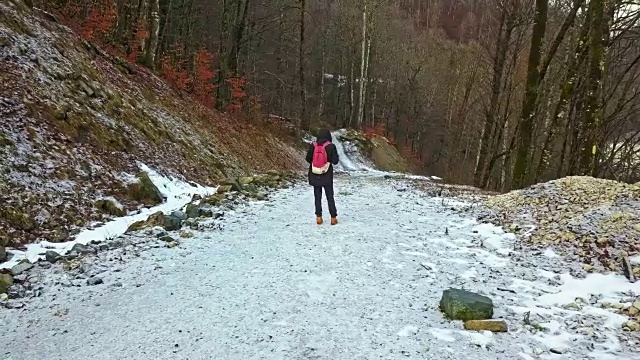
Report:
317,128,332,143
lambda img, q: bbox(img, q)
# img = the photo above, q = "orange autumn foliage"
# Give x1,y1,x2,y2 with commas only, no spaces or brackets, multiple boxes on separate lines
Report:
193,49,217,107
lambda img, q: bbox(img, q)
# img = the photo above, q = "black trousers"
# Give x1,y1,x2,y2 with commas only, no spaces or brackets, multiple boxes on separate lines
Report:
314,185,337,218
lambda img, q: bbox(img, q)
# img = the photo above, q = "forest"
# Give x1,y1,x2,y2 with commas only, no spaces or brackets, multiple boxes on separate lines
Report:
31,0,640,191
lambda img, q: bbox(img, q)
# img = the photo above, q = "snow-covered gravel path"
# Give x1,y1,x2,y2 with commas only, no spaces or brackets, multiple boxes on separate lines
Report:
2,175,639,360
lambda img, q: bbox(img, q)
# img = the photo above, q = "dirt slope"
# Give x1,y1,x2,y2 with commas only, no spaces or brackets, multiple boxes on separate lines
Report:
0,0,305,249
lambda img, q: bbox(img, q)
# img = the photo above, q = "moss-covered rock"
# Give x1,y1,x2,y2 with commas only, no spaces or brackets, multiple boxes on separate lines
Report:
199,209,214,218
201,194,225,206
95,198,126,217
217,185,233,194
339,129,371,152
0,132,13,147
0,274,13,294
126,211,182,233
184,204,200,219
1,207,36,231
338,130,409,172
440,289,494,321
126,172,164,206
240,177,254,185
226,178,244,192
243,184,259,193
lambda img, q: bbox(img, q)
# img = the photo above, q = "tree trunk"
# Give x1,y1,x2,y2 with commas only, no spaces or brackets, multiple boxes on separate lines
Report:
349,56,355,127
579,0,606,175
474,13,511,188
319,48,325,119
356,3,367,129
277,6,286,116
299,0,309,130
512,0,548,189
143,0,160,69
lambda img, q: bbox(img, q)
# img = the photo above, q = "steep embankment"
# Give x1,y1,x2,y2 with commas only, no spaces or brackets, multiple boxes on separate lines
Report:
0,1,305,250
332,129,410,173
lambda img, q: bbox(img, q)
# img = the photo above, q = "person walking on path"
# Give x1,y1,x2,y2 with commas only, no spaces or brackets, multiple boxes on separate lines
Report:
306,128,340,225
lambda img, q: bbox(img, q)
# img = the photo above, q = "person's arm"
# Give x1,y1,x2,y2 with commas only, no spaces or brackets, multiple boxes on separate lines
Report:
305,143,314,163
329,144,339,165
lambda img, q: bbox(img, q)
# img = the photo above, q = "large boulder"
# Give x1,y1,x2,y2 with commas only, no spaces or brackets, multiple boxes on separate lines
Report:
45,250,61,263
439,289,494,321
125,171,164,206
126,211,183,233
201,194,225,206
216,185,233,194
162,214,183,231
0,245,6,262
70,243,97,255
184,204,200,219
10,260,34,276
228,179,244,192
239,177,254,185
0,274,13,294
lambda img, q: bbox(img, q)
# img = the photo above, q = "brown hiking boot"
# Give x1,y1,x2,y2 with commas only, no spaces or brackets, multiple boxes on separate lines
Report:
331,217,338,225
316,216,323,225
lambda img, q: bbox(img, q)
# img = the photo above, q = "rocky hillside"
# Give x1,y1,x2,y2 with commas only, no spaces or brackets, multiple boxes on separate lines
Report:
0,0,305,251
337,129,410,173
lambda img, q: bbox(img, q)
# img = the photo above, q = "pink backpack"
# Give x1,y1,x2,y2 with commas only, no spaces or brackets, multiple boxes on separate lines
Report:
311,142,331,174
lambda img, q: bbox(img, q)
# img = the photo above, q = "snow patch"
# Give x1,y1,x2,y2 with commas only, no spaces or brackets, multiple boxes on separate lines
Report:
428,328,456,342
543,248,561,258
397,325,419,337
1,163,215,269
331,129,374,172
97,196,125,211
537,273,640,307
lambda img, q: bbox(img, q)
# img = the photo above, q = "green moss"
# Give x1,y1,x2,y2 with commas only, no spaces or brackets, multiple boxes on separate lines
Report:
105,94,123,114
0,6,35,37
0,132,13,147
184,204,200,219
125,172,164,206
0,273,13,294
369,136,410,173
201,194,225,206
439,288,494,321
1,207,36,231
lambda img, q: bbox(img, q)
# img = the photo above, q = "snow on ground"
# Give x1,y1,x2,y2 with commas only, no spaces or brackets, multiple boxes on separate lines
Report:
1,135,639,359
0,163,216,269
1,174,639,360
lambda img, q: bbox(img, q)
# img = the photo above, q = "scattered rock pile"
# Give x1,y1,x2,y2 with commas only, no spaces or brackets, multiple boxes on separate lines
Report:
0,170,302,308
479,176,640,277
124,170,301,234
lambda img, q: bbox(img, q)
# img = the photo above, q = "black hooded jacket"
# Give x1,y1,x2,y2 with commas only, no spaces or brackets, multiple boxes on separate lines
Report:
306,129,339,187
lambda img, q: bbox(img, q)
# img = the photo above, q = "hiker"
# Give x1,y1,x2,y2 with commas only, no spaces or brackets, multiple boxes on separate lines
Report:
306,128,340,225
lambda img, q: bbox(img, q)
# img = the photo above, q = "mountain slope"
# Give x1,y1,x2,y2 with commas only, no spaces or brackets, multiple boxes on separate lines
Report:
0,1,305,248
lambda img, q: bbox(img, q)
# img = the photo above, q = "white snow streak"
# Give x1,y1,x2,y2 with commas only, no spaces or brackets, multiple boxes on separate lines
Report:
1,163,215,269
